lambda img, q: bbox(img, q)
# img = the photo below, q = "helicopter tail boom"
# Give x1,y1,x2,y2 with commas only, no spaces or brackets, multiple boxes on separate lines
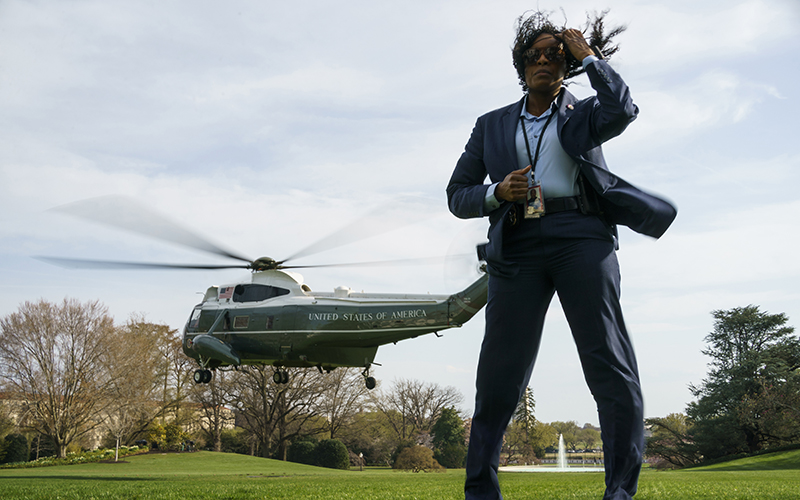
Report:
447,273,489,326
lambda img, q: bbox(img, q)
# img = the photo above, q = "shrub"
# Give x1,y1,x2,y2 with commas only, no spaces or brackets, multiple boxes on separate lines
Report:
393,445,443,472
391,440,416,466
287,440,317,466
148,422,189,452
434,443,467,468
314,439,350,470
0,444,148,469
220,428,250,455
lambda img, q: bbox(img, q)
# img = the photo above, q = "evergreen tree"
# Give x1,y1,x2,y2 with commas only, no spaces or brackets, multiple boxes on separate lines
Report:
513,387,537,433
431,407,466,468
688,306,800,458
0,434,29,464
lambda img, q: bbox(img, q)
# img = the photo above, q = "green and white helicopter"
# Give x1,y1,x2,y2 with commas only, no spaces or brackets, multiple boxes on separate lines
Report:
40,197,488,389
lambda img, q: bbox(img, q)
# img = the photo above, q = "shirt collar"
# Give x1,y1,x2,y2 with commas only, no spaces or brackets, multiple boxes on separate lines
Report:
520,93,561,121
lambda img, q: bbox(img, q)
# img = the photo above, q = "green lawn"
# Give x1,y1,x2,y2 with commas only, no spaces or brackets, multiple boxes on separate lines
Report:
1,450,799,499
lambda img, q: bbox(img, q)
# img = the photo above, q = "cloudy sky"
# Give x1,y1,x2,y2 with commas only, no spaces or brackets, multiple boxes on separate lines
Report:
1,0,798,426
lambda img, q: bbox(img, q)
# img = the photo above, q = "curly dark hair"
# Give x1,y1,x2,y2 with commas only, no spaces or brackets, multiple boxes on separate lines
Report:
512,9,627,92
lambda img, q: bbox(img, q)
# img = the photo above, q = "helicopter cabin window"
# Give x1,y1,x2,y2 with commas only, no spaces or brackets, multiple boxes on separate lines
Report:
233,316,249,329
231,284,290,303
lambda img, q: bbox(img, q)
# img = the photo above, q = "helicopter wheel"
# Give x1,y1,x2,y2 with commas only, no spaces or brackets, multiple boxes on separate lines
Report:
193,369,204,384
202,369,213,384
365,376,376,390
273,370,289,385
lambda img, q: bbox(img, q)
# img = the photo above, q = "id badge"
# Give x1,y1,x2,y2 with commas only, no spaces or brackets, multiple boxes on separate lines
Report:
524,183,545,218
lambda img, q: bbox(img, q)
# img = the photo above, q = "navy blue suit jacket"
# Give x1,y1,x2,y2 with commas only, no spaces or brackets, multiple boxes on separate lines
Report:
446,60,677,277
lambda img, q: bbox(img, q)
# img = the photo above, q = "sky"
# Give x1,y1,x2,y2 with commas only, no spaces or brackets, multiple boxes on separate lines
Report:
1,0,799,426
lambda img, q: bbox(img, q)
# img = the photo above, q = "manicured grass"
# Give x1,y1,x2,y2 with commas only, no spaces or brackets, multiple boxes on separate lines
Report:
1,450,799,499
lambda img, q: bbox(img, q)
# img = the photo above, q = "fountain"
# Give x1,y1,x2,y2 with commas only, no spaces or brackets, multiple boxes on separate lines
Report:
498,433,604,473
557,433,568,470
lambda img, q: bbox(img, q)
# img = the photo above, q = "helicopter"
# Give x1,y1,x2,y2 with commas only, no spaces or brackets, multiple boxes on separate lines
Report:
39,197,488,390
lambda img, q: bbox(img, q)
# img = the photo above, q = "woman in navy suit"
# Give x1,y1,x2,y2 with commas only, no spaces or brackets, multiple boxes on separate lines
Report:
447,11,676,500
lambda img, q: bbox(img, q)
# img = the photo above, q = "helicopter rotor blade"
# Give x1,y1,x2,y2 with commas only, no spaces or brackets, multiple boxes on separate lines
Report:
50,196,252,264
35,256,251,271
278,196,438,265
444,219,489,290
279,254,472,270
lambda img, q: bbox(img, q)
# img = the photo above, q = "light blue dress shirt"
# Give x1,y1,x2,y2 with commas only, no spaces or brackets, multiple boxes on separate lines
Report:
485,55,598,212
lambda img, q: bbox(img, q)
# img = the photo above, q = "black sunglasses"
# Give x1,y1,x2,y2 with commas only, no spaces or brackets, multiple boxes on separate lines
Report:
523,46,566,65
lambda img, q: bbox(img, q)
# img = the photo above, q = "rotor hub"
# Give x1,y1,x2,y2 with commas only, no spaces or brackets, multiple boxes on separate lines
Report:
251,257,280,271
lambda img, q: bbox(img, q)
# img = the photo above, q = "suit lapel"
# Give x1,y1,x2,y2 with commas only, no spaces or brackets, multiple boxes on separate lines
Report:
555,88,615,191
556,88,577,140
502,98,525,170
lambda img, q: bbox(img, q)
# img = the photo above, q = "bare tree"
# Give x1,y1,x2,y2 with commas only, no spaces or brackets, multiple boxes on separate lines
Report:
0,401,14,439
189,369,236,452
99,317,168,460
0,299,118,458
318,368,369,439
372,379,464,442
231,367,327,459
152,324,192,425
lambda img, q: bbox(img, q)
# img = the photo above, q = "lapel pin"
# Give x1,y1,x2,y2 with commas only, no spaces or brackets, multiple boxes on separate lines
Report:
567,104,574,110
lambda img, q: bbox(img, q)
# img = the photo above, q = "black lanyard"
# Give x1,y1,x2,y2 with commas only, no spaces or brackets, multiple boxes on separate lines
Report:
520,109,555,181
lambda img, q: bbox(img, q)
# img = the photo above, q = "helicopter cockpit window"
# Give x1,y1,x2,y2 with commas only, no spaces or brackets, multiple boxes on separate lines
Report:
232,284,290,303
188,307,202,329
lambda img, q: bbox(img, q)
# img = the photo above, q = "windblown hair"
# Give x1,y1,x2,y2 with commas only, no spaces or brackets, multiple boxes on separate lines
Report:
512,9,627,92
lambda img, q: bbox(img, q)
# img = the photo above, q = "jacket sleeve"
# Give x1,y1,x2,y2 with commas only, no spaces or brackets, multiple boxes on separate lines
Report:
584,59,639,145
446,116,492,219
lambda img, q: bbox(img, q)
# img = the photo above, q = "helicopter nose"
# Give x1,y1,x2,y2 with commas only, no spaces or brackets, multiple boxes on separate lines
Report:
191,334,241,366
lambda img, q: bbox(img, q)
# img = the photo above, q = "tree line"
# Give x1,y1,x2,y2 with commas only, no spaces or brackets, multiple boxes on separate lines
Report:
646,305,800,468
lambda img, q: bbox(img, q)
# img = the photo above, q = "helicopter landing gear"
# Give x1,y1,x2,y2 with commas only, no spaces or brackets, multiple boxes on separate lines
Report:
362,366,376,390
272,369,289,385
193,369,212,384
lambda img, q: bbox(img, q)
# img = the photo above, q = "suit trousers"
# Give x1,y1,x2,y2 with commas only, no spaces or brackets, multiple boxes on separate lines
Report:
465,211,644,500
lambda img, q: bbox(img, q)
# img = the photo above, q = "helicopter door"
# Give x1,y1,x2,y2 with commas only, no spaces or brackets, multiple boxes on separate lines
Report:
275,305,297,331
275,305,297,358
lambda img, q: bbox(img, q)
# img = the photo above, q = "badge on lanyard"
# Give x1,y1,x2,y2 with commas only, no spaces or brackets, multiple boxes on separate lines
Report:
525,182,545,218
520,110,555,219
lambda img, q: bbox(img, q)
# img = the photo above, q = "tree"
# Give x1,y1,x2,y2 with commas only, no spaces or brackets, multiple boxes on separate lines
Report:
152,324,192,425
687,306,800,458
100,317,169,461
317,368,369,439
550,421,582,451
0,402,14,441
578,424,601,451
232,366,327,459
644,413,701,469
431,407,467,468
372,379,463,442
503,389,557,464
737,374,800,446
0,299,118,458
190,369,236,452
337,410,397,466
0,434,28,464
